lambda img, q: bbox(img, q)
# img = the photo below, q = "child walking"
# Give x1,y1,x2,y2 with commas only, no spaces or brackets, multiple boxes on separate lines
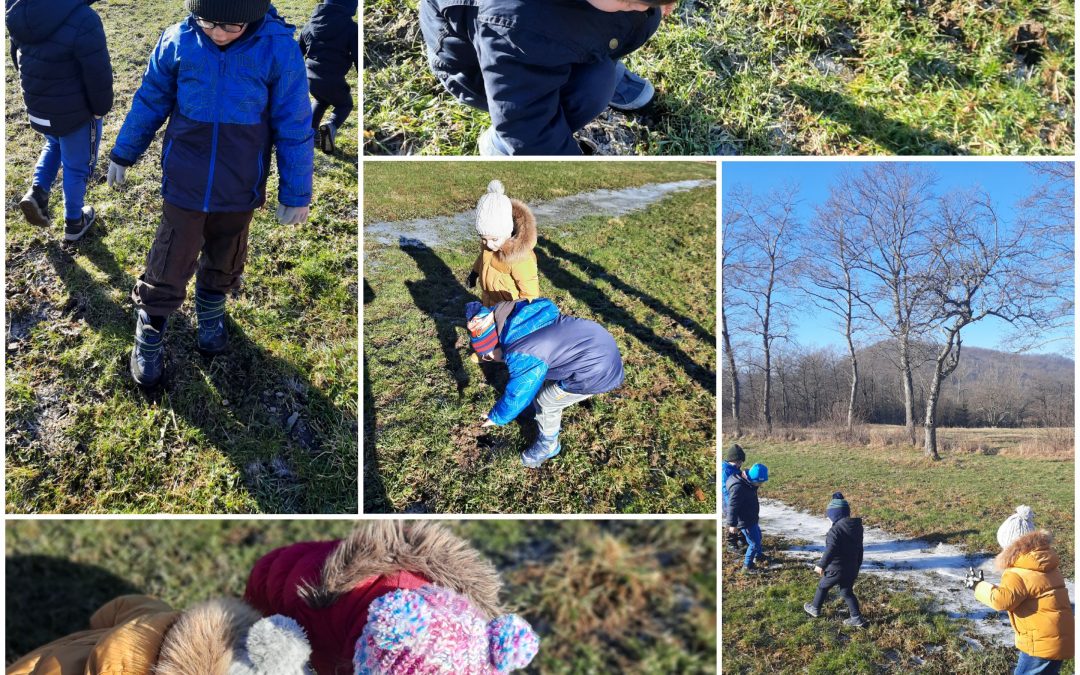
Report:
467,180,540,305
722,443,746,553
803,492,868,628
968,506,1074,675
7,0,113,241
419,0,676,155
725,463,769,573
467,298,624,468
299,0,358,154
107,0,314,388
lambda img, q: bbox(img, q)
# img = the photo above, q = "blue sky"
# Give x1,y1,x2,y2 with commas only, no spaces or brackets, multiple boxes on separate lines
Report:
722,161,1075,357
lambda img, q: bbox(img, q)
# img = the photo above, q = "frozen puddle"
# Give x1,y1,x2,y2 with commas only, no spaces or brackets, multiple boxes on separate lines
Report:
757,498,1076,648
365,179,714,249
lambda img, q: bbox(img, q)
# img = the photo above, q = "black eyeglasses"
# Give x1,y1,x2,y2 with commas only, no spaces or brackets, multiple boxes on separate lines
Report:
194,16,247,33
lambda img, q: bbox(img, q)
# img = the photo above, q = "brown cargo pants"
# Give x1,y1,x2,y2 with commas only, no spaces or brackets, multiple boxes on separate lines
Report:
131,202,254,316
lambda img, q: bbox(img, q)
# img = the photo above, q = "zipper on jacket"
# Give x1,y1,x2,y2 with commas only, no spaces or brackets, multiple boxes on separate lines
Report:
252,151,264,204
161,138,173,192
202,53,225,213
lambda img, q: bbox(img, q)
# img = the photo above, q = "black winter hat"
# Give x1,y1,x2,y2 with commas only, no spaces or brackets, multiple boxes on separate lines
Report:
185,0,270,23
724,443,746,463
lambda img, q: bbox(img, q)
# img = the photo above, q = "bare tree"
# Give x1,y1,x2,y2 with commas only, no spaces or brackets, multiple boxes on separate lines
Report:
721,238,743,436
724,184,802,434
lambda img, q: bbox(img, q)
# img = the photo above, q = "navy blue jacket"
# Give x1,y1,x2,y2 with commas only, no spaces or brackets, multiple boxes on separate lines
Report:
7,0,113,136
110,9,314,213
419,0,661,155
488,298,624,425
725,472,760,529
818,517,864,581
299,0,357,84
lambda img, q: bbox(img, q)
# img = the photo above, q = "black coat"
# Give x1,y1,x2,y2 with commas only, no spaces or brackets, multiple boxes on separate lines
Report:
6,0,113,136
818,517,864,581
299,0,357,84
725,472,760,529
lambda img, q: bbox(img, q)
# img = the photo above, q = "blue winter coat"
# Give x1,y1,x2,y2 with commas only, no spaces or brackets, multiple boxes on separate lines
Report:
818,517,864,582
299,0,358,84
419,0,661,155
721,461,740,510
488,298,624,426
110,9,314,213
725,472,759,529
6,0,113,137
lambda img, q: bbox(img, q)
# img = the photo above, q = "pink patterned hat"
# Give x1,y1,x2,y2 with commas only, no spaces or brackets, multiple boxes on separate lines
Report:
353,585,539,674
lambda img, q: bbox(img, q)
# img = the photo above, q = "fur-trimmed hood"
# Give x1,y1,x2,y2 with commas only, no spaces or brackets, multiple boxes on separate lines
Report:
158,598,263,675
494,199,537,266
995,529,1060,572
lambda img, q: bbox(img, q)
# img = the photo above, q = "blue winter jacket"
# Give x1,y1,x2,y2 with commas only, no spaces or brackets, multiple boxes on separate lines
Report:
488,298,624,426
419,0,661,155
110,9,314,213
721,461,740,511
725,471,760,529
6,0,113,137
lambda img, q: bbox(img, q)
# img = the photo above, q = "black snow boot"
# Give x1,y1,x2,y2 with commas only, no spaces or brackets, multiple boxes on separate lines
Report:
130,310,166,388
19,185,51,226
318,122,337,154
195,289,228,355
64,205,95,242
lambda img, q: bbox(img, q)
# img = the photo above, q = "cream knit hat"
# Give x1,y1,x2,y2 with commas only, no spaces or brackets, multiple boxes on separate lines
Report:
996,505,1036,549
474,180,513,241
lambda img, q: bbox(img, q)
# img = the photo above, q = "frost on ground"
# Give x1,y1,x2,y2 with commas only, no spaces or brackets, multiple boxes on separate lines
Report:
364,179,714,249
757,498,1076,648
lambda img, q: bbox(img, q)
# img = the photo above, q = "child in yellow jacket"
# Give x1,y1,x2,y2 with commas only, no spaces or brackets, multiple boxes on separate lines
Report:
467,180,539,306
967,506,1074,674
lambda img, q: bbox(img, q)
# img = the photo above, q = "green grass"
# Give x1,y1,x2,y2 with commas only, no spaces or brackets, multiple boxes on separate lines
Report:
6,519,716,674
729,433,1075,576
364,163,716,513
362,160,717,222
363,0,725,155
5,1,358,513
721,538,1073,674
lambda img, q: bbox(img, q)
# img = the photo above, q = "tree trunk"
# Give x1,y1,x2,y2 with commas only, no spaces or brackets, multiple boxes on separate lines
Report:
924,327,963,461
899,338,916,445
763,340,772,434
845,285,857,430
721,308,741,437
923,380,942,461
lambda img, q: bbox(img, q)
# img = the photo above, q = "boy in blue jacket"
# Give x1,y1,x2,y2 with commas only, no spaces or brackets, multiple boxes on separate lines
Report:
722,443,747,553
107,0,314,388
299,0,357,154
419,0,676,155
804,492,868,627
7,0,113,241
726,463,769,573
467,298,624,468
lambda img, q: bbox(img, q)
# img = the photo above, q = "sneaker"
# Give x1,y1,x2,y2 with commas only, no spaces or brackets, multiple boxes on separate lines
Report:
755,554,772,566
318,123,337,154
19,185,51,226
64,206,95,242
195,289,228,355
130,310,166,388
609,61,655,111
844,616,869,628
803,603,820,618
522,432,561,469
478,126,513,156
739,564,760,575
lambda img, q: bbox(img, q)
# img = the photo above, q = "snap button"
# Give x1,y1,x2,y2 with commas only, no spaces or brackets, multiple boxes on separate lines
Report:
609,38,619,50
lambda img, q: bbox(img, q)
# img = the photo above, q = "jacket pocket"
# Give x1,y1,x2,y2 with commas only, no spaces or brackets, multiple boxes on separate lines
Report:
145,220,175,281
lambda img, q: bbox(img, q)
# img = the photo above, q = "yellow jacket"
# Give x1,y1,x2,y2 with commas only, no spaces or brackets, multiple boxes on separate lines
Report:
974,531,1074,660
472,198,539,306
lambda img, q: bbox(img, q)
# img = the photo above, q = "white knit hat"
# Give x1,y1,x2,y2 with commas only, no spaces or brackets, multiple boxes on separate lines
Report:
996,505,1036,549
474,180,513,240
228,615,314,675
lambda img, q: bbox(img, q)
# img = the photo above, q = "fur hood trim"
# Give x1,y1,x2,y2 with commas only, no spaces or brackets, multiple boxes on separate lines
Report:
300,521,504,618
157,598,262,675
495,199,537,265
995,529,1057,571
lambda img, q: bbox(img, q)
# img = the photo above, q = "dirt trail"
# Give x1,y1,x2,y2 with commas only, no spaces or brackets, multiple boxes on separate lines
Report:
365,179,714,249
756,498,1076,648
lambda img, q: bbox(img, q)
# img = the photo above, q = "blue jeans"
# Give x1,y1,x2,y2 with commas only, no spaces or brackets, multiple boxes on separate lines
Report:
32,117,103,221
741,524,762,568
1015,652,1062,675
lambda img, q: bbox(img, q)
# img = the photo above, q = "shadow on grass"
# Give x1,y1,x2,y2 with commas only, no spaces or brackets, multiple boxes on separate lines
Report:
25,221,357,514
535,236,715,393
362,279,387,513
6,554,141,661
787,84,960,155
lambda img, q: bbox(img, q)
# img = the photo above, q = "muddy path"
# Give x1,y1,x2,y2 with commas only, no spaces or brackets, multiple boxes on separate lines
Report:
755,498,1076,648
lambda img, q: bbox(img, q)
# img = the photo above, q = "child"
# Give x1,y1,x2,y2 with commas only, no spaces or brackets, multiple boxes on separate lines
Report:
722,443,746,553
106,0,314,388
244,521,539,674
725,463,768,572
7,594,313,674
803,492,868,627
467,180,540,306
418,0,677,155
299,0,358,154
466,298,624,468
7,0,113,241
968,506,1074,674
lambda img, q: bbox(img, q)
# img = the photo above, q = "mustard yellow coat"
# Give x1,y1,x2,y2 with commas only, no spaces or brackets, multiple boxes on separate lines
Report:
473,198,539,306
974,531,1074,660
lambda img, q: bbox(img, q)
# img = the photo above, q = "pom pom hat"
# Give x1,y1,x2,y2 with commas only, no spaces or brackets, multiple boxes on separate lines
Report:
997,505,1036,549
466,301,499,357
475,180,514,242
826,492,850,522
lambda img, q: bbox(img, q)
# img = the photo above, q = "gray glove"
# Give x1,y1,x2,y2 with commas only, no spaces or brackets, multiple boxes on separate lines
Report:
964,566,984,590
276,204,310,224
106,161,127,188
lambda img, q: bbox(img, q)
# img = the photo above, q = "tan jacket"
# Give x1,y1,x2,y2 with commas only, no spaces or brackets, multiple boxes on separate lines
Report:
473,198,539,305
